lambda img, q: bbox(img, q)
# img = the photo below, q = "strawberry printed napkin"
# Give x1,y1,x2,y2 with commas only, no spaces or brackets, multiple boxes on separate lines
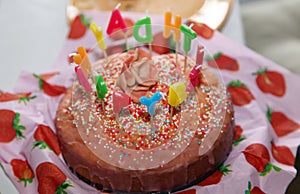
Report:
1,11,300,194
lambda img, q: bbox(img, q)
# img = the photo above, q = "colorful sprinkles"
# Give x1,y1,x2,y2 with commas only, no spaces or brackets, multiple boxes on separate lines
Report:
70,53,230,170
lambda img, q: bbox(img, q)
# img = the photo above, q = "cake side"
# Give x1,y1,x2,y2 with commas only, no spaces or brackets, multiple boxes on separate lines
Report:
55,52,235,192
55,89,234,192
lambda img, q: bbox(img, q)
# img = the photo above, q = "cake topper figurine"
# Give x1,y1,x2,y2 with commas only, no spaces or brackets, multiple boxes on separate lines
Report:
163,8,182,65
168,82,187,122
90,23,108,61
180,23,197,73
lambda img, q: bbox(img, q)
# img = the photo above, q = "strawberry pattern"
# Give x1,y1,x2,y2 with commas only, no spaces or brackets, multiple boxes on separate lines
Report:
1,12,300,194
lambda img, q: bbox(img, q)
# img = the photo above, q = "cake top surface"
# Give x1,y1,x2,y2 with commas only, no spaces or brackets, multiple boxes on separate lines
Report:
69,50,231,170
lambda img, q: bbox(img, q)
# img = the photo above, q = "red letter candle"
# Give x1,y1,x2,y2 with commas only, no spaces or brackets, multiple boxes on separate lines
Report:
106,3,127,35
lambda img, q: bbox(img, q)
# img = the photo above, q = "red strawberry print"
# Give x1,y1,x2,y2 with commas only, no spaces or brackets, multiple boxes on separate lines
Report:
267,107,300,137
253,68,286,97
0,92,36,104
149,31,171,54
176,188,196,194
34,74,66,96
242,143,281,176
11,159,34,187
109,17,134,40
233,125,246,146
244,181,265,194
207,52,239,71
68,14,90,39
227,80,255,106
38,72,59,80
33,124,61,155
198,164,232,186
0,109,26,142
36,162,72,194
271,141,295,166
186,21,214,39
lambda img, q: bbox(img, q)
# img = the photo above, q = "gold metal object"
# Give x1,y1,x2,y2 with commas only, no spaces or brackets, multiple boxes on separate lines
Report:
67,0,234,30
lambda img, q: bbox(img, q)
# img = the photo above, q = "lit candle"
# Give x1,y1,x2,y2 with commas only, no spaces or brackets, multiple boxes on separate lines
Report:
180,24,197,72
90,23,108,60
163,10,182,64
133,16,153,56
74,65,92,92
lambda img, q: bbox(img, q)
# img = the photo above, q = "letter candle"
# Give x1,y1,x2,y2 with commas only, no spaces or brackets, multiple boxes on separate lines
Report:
188,46,205,93
74,65,93,93
163,10,182,64
180,23,197,73
106,3,129,49
133,11,153,57
140,91,163,129
168,82,187,122
95,75,108,114
72,46,92,78
90,23,108,61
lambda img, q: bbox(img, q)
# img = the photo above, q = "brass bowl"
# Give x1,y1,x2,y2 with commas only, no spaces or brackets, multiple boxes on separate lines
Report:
67,0,234,30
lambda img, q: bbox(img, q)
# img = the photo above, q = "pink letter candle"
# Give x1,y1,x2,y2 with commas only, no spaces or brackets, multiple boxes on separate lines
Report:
75,66,92,92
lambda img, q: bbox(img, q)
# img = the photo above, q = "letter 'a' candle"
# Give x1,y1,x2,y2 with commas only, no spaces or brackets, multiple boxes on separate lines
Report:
106,4,127,35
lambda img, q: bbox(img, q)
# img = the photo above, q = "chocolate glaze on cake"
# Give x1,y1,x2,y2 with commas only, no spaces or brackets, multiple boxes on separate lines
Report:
55,51,235,192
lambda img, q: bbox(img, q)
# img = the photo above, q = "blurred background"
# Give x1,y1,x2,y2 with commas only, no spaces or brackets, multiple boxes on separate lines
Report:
1,0,299,91
240,0,300,75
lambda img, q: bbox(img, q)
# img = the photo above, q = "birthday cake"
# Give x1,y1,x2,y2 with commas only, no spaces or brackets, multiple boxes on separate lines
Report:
55,47,235,192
